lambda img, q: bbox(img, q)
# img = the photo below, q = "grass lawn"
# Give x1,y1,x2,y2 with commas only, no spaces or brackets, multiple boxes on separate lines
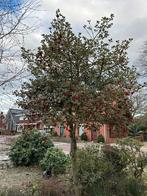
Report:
0,166,73,196
0,166,42,195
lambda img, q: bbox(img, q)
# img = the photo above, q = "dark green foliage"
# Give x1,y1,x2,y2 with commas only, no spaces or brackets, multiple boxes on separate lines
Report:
127,178,147,196
75,138,147,196
9,130,54,166
97,134,105,143
50,128,58,137
128,123,144,137
40,147,70,175
80,132,88,141
102,145,127,172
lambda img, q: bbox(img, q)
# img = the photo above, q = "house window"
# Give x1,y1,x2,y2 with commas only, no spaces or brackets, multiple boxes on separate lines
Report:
79,124,84,136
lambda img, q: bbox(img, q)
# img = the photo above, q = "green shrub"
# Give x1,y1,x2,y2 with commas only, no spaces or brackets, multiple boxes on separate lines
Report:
128,123,146,136
9,130,53,166
97,134,105,143
126,178,147,196
40,147,70,175
102,145,128,173
50,128,58,137
116,138,147,179
75,139,147,196
80,132,88,141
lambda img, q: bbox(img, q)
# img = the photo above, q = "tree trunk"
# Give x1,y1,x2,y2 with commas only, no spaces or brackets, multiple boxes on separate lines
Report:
70,128,77,158
69,123,79,195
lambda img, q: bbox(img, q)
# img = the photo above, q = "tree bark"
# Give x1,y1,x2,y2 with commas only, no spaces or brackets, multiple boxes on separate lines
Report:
69,122,79,195
70,123,77,158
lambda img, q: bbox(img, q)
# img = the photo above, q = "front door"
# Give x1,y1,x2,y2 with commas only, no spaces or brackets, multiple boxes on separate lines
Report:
60,125,64,136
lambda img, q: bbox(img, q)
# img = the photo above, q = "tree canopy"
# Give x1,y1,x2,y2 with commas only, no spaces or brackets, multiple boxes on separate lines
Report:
16,10,138,125
15,10,139,160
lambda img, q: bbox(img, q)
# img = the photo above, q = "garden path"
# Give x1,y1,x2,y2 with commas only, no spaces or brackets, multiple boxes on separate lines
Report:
0,136,16,169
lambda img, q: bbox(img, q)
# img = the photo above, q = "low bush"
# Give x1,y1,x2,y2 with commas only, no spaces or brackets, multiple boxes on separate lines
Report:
9,130,53,166
128,123,146,137
75,138,147,196
97,134,105,143
116,138,147,179
80,132,88,141
102,145,127,173
50,128,58,137
40,147,70,175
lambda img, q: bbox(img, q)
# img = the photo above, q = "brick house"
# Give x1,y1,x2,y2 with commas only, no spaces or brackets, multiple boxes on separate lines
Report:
6,108,44,132
5,108,128,143
17,117,44,132
6,109,24,131
54,123,128,143
53,100,130,142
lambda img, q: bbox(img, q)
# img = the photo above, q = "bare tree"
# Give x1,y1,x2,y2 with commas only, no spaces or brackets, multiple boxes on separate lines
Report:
133,41,147,116
137,41,147,79
0,0,39,87
131,87,147,117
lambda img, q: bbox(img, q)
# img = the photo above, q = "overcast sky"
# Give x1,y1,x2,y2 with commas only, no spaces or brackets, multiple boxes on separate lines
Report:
1,0,147,113
22,0,147,71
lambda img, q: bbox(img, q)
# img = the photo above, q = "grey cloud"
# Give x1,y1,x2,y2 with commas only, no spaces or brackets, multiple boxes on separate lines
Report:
1,0,147,111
